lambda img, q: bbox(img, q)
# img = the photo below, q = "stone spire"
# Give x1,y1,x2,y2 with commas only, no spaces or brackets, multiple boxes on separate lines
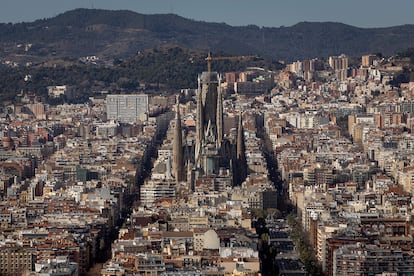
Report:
216,75,223,147
236,112,245,160
195,78,203,166
173,95,184,182
235,112,247,186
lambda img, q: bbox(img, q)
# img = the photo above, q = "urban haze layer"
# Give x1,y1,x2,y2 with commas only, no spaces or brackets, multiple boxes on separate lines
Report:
2,12,414,276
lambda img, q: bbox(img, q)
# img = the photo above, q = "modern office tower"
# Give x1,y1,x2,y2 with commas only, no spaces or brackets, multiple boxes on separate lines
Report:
106,94,149,123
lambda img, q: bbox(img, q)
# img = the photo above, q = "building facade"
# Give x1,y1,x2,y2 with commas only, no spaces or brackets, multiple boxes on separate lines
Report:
106,94,149,123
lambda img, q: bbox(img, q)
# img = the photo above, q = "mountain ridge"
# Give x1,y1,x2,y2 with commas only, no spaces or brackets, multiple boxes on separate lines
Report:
1,8,414,62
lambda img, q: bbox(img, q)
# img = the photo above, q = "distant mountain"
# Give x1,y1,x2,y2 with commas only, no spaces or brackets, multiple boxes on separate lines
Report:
1,8,414,62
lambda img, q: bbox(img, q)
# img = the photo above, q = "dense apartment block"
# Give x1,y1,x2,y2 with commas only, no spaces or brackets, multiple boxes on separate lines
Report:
106,94,149,123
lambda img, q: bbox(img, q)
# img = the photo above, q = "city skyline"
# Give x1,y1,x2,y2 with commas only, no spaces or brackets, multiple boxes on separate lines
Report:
2,0,414,28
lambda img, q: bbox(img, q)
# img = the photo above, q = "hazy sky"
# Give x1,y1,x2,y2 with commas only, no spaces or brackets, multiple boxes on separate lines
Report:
1,0,414,28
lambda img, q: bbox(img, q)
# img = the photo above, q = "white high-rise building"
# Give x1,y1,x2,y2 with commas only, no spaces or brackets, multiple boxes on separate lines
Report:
106,94,149,123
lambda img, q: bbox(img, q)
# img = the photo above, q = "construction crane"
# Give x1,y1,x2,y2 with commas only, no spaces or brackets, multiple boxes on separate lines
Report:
205,51,256,73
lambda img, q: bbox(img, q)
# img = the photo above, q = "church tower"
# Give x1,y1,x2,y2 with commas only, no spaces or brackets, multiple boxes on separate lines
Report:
235,112,247,186
216,77,223,147
195,71,224,176
190,56,238,192
173,96,184,182
236,112,245,160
